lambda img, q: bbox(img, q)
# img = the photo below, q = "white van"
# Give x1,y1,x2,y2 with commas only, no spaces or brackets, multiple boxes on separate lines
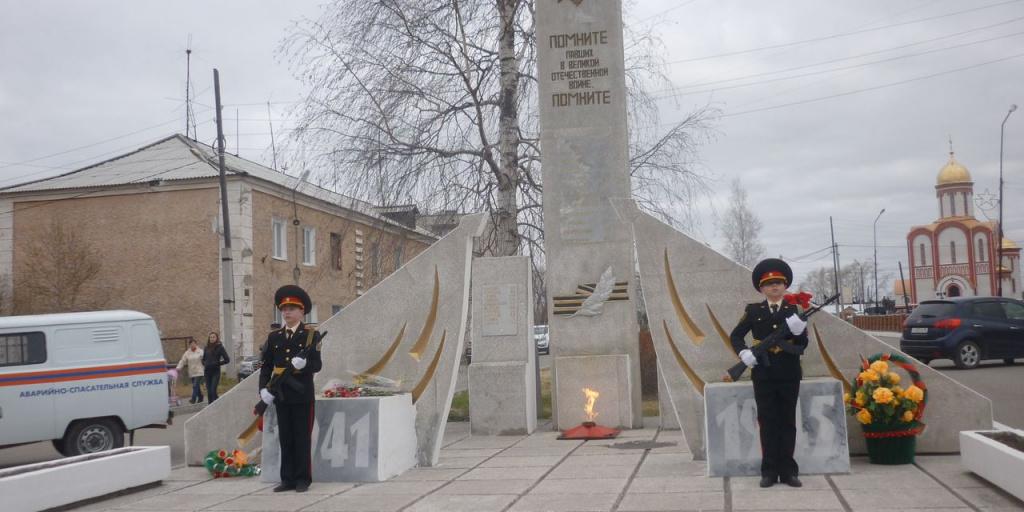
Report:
0,310,171,456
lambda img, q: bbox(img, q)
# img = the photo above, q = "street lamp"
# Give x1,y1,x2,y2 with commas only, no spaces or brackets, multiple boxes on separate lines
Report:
998,104,1017,297
874,208,886,309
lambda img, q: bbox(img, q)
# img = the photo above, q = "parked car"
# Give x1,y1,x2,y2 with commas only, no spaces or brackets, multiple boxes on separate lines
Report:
237,355,261,381
899,296,1024,369
534,325,549,355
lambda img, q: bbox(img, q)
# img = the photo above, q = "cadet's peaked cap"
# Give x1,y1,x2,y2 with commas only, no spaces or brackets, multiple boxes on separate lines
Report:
275,285,311,311
750,258,793,291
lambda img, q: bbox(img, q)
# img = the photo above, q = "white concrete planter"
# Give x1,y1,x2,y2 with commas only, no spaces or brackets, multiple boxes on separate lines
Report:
960,430,1024,501
0,446,171,512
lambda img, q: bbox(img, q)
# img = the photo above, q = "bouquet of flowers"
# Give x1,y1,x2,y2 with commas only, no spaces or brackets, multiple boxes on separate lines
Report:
320,378,398,398
844,353,928,435
204,448,260,477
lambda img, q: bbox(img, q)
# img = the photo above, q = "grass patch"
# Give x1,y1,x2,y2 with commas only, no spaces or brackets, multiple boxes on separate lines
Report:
448,390,470,422
642,396,660,417
539,368,552,419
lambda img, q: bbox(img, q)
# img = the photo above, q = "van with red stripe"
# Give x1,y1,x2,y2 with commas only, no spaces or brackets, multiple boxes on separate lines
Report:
0,311,171,456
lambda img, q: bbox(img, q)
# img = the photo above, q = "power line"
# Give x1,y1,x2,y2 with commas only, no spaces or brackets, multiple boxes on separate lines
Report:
663,0,1024,64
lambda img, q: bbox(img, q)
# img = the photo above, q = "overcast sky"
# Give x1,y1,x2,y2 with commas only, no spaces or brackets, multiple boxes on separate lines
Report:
2,0,1022,298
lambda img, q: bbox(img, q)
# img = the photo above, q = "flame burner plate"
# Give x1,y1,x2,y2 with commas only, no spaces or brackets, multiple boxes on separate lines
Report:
558,421,620,440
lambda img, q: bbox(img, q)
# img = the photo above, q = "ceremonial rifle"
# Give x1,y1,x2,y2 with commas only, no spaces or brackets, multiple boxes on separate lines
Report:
236,329,326,447
724,294,839,382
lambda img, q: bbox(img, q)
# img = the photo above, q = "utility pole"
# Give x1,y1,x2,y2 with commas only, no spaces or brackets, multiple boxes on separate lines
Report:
214,69,237,378
830,216,841,314
998,104,1017,297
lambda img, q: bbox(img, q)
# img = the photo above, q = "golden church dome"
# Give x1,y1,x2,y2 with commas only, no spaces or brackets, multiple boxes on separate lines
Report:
937,153,972,186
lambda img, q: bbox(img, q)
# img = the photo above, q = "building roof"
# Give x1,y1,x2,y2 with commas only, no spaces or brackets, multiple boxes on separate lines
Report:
908,217,995,233
1002,238,1021,250
936,152,972,187
0,135,436,238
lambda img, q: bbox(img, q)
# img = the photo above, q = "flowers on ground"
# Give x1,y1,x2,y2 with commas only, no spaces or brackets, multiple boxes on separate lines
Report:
845,353,927,430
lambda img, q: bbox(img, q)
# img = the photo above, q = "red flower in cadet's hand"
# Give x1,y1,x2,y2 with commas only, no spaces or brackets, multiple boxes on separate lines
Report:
784,292,813,309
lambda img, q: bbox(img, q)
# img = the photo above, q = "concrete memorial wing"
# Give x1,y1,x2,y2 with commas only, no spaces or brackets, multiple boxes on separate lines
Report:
184,213,487,467
617,199,993,459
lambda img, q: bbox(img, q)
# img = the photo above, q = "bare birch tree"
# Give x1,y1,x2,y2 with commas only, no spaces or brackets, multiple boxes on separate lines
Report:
280,0,717,257
718,178,765,268
17,218,109,314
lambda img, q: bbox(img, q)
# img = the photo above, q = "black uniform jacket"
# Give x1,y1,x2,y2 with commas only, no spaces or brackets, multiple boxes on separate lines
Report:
729,301,809,381
258,322,324,404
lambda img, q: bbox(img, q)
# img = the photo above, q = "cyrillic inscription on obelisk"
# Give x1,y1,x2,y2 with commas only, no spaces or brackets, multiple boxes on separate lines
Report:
537,0,641,429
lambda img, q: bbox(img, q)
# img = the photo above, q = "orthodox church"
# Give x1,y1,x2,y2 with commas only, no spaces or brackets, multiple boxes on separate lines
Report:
905,149,1021,302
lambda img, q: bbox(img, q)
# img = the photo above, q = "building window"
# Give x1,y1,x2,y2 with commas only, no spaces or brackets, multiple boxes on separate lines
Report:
949,195,956,216
919,244,926,265
304,305,318,325
272,218,287,260
273,307,283,326
370,243,380,276
302,227,316,266
330,233,343,271
977,239,985,262
393,248,404,271
950,241,956,264
0,332,46,367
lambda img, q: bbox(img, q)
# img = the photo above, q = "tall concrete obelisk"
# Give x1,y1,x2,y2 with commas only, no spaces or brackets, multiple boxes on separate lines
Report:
537,0,641,429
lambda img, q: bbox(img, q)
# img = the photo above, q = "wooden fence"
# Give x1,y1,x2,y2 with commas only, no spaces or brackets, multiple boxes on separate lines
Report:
850,314,907,332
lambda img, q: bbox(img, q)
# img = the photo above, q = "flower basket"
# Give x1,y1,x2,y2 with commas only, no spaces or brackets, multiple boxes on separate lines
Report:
845,353,928,465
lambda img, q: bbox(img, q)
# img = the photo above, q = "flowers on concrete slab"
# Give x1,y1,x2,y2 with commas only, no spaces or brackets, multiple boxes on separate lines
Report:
844,352,928,436
320,377,397,398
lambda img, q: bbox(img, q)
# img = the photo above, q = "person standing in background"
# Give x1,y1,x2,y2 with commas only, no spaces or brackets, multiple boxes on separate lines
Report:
202,332,230,404
175,339,204,404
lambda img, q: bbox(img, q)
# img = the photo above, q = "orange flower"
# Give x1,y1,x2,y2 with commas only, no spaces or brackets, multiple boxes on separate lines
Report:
902,410,914,422
856,409,872,424
887,373,901,384
869,360,889,374
904,385,924,402
872,387,894,404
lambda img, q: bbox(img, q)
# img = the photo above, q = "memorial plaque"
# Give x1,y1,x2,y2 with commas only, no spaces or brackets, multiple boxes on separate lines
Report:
704,380,850,477
558,136,614,244
481,283,517,337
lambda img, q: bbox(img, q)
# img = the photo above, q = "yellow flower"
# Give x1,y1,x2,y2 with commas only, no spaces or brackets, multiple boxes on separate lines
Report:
859,370,879,382
904,385,924,402
892,399,900,407
843,392,851,404
892,385,904,397
872,387,894,404
853,397,864,407
887,373,901,384
902,410,914,422
870,360,889,374
856,409,872,424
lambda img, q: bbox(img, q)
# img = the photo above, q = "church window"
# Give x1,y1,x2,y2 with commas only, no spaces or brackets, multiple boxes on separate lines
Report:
919,244,926,265
950,241,957,264
977,239,985,262
949,195,956,216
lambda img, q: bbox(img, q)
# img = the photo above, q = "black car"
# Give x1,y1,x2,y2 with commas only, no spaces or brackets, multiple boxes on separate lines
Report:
900,296,1024,369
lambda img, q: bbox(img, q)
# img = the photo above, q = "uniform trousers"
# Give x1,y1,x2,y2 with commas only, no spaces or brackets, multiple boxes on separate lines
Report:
276,402,314,487
753,378,800,480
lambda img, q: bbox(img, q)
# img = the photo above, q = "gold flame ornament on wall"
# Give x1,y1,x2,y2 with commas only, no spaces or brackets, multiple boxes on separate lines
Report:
662,320,707,395
409,266,440,361
813,324,851,396
663,249,706,345
356,322,407,383
410,330,446,404
705,305,739,359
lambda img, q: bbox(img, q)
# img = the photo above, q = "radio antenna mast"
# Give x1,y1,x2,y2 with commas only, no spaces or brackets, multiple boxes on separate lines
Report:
185,35,197,140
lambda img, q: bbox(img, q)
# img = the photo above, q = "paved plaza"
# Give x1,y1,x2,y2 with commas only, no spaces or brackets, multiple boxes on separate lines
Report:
63,419,1022,512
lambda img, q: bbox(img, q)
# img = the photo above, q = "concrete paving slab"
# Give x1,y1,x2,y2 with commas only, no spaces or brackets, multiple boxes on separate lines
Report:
479,455,564,467
546,462,637,479
509,493,620,511
437,447,503,457
502,445,578,457
68,482,194,511
168,478,272,495
404,493,518,511
953,486,1024,509
436,478,535,495
617,490,724,511
529,477,629,495
390,467,466,481
914,454,970,473
635,461,706,477
829,471,942,490
110,492,235,510
163,467,214,481
251,481,358,495
300,493,420,512
559,453,643,466
343,480,446,495
729,475,831,491
840,486,967,510
457,466,550,481
205,493,324,511
732,489,843,510
444,435,525,449
434,455,489,468
643,453,693,465
626,476,722,493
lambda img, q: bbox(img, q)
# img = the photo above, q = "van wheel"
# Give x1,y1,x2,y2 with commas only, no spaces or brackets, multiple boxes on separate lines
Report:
953,341,981,369
62,418,124,456
51,439,68,456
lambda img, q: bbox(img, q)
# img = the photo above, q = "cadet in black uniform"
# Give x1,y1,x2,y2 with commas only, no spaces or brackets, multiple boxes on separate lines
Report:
258,285,324,493
729,258,808,488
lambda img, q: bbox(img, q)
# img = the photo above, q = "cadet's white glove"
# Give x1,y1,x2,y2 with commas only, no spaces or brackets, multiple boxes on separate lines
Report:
260,388,275,405
786,314,808,335
739,349,757,368
291,356,307,370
